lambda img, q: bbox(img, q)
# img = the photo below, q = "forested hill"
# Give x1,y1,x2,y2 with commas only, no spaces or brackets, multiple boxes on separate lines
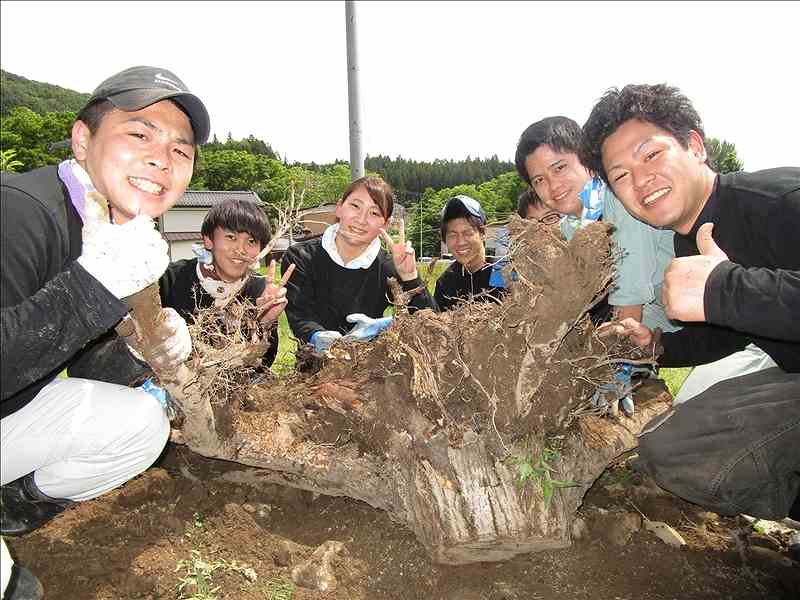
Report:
1,70,90,117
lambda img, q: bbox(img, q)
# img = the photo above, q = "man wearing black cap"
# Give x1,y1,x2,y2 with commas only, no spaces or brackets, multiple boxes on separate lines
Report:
434,195,507,311
0,65,210,596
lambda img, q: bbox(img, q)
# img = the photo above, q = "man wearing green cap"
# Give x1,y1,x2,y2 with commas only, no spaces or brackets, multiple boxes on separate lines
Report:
0,65,210,597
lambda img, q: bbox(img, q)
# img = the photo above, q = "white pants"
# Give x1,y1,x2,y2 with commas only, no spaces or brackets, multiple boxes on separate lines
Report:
673,343,778,405
1,377,169,501
1,537,11,599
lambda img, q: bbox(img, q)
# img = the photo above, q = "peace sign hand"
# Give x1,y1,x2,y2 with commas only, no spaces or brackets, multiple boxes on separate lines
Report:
256,260,295,323
379,218,418,282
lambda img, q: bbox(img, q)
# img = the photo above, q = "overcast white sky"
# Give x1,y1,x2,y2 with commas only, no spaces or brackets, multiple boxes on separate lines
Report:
2,1,799,171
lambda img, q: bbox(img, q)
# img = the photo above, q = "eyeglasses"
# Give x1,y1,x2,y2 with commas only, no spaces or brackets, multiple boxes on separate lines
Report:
538,212,561,225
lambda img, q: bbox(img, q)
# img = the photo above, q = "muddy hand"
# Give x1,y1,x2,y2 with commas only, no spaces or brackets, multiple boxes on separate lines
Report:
256,260,294,323
597,318,653,350
379,218,417,281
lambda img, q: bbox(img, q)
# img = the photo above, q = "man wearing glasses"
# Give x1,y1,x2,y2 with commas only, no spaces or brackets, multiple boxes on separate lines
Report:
516,188,560,225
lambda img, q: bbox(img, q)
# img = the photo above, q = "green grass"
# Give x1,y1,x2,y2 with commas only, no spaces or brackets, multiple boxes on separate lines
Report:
659,367,691,397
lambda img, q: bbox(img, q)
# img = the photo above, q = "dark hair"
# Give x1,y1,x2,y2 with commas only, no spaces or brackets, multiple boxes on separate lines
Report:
514,116,583,184
75,98,200,161
201,197,271,249
76,99,116,134
439,202,485,240
340,175,394,220
516,188,546,218
580,83,707,184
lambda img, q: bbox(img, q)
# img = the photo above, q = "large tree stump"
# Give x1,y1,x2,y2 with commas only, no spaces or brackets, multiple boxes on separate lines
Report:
130,217,671,565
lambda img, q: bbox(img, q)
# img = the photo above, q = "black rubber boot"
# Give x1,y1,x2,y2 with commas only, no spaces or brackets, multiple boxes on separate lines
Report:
4,565,44,600
0,473,74,537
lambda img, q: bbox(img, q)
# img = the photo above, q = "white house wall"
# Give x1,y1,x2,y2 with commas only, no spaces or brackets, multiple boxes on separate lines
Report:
168,240,198,262
163,209,208,233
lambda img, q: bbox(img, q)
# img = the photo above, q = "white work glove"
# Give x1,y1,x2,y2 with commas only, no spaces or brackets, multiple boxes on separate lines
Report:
78,214,169,299
126,308,192,373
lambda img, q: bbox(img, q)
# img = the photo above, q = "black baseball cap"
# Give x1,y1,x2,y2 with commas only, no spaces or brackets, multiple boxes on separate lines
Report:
85,66,210,144
441,194,487,225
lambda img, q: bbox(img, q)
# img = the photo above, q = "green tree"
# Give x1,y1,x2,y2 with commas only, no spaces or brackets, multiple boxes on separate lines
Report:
706,137,743,174
0,106,74,171
1,149,24,172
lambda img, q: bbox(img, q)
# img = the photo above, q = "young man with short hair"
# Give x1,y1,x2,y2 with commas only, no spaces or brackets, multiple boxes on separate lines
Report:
158,197,289,370
583,83,800,520
434,195,506,311
515,115,678,332
1,65,210,598
516,188,560,224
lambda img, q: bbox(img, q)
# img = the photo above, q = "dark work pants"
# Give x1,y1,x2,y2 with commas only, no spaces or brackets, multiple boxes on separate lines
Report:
637,367,800,520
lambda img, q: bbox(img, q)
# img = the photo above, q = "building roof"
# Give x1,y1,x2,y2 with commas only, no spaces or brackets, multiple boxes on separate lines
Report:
174,190,262,208
163,232,202,242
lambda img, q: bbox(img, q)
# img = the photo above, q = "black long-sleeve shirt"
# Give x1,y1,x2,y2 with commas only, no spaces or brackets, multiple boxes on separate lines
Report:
433,261,506,312
281,237,437,344
660,168,800,372
1,167,129,418
158,258,279,368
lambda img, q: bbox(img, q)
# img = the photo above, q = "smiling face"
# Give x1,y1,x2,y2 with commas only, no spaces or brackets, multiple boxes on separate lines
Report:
525,201,561,225
72,100,195,224
334,184,389,252
203,226,260,282
444,217,485,272
524,145,590,217
601,119,713,234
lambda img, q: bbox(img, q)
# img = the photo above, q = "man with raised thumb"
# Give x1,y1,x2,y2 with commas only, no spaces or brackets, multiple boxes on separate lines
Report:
582,83,799,523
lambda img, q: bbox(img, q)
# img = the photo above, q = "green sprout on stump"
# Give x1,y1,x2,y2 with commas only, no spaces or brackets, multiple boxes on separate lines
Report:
509,445,578,508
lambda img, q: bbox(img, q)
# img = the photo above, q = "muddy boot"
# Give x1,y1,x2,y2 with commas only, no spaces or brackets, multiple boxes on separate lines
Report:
0,473,74,537
4,565,44,600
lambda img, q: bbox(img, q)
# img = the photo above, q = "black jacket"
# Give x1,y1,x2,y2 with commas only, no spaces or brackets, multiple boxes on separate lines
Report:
281,237,437,344
158,258,279,368
433,261,505,312
1,167,129,418
661,168,800,372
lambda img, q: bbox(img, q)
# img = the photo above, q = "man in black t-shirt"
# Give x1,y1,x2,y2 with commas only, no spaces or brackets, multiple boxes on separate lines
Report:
434,195,506,312
583,83,800,521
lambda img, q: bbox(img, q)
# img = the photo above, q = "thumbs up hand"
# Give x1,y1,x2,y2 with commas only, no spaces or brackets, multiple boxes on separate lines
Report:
662,223,729,322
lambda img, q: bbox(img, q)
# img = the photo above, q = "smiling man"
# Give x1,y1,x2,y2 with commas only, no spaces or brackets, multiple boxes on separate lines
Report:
158,197,289,370
434,195,506,311
1,66,210,598
582,83,800,521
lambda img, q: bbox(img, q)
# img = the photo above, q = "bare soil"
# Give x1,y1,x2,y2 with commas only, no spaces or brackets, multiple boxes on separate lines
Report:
7,431,798,600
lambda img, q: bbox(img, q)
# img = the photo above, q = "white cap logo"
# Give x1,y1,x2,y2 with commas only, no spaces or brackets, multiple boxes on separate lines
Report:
154,72,181,90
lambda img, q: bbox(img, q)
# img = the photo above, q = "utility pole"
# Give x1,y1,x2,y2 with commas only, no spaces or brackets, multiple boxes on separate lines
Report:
345,1,364,180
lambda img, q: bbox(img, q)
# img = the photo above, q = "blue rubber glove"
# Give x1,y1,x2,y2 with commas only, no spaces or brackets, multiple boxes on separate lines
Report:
488,257,518,287
310,330,343,353
591,364,636,417
139,378,176,420
343,313,394,342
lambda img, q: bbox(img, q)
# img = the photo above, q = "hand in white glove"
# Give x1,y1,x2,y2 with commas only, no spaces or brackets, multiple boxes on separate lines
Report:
127,308,192,373
77,193,169,299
